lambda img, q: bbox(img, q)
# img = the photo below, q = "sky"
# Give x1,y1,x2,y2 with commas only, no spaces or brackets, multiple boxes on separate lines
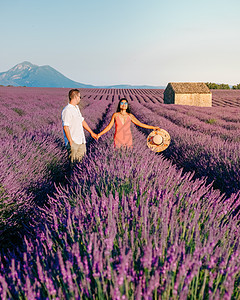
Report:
1,0,240,86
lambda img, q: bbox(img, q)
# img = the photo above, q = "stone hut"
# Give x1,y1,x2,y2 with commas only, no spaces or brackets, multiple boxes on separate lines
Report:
164,82,212,107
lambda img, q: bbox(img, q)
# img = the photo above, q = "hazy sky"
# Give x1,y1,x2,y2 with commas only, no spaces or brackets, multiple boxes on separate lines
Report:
1,0,240,86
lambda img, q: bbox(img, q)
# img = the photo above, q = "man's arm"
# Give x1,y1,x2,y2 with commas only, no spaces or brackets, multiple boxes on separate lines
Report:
63,126,73,146
82,120,98,140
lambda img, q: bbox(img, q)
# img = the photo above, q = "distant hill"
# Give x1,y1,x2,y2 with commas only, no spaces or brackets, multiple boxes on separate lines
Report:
0,61,94,88
0,62,165,89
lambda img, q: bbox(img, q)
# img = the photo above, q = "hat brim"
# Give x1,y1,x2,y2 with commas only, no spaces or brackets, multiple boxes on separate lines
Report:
147,129,171,152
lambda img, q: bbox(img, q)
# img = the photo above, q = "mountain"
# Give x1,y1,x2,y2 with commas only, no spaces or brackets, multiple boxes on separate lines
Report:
0,62,165,89
0,61,94,88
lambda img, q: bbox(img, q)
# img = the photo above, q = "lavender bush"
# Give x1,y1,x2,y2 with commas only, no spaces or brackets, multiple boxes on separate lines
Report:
0,87,109,247
129,100,240,196
0,87,240,299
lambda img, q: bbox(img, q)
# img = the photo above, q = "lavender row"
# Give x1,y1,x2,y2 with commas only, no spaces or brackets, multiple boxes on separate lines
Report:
0,87,69,138
212,90,240,107
137,102,240,142
0,89,109,247
0,87,69,200
79,89,240,139
1,109,240,298
80,88,240,107
129,101,240,196
0,86,111,197
0,87,239,298
82,95,240,197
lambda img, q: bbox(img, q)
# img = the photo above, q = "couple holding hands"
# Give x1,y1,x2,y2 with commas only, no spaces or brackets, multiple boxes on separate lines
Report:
62,89,160,163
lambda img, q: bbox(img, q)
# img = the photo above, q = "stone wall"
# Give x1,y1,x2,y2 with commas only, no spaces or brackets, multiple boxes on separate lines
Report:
174,93,212,107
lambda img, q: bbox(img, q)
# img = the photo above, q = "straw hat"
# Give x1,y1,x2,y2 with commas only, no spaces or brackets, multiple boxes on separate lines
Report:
147,129,171,152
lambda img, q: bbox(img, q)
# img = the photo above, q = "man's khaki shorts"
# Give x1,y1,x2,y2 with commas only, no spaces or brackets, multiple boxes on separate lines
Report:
67,142,86,163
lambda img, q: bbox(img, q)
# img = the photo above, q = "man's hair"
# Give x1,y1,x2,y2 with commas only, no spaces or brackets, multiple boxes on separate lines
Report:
68,89,80,102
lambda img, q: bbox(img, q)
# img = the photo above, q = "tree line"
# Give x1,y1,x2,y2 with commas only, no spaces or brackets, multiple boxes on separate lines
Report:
206,82,240,89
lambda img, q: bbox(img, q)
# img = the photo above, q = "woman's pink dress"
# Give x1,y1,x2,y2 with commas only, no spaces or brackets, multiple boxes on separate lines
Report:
114,114,133,148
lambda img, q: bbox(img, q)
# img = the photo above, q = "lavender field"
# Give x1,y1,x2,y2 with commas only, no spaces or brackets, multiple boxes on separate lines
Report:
0,86,240,299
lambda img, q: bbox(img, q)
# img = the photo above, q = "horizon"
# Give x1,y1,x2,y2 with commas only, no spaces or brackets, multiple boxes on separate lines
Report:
0,61,237,88
0,61,238,88
1,0,240,86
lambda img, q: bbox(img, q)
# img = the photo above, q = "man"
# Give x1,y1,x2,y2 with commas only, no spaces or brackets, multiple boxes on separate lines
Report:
62,89,97,164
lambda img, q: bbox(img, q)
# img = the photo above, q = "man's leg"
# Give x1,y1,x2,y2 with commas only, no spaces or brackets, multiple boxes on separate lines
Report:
75,143,86,162
70,142,86,164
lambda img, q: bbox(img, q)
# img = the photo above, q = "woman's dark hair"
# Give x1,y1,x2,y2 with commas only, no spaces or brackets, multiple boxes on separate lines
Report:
116,98,131,113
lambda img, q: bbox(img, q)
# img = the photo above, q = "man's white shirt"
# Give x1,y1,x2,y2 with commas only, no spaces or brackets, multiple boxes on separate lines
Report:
62,104,86,146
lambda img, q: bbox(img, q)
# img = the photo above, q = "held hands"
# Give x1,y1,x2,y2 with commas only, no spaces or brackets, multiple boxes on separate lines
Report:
91,132,98,140
90,132,102,141
97,133,101,140
96,133,104,140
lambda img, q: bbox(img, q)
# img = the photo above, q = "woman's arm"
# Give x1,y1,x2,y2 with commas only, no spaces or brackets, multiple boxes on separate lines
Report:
98,113,116,138
129,114,160,130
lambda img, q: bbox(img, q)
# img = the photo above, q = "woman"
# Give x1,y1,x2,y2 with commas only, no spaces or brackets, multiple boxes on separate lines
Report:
97,98,160,148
